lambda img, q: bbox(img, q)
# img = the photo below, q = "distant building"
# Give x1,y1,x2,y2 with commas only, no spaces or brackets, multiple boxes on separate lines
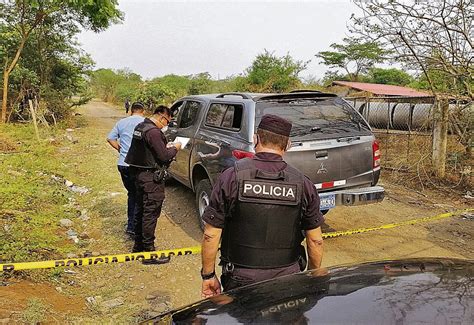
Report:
331,81,431,97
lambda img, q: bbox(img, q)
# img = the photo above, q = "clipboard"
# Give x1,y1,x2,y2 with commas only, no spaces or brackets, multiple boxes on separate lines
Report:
174,136,190,147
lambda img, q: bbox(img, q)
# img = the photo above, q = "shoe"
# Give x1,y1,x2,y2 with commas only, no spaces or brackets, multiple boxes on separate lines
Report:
132,244,144,253
142,256,171,265
126,230,135,240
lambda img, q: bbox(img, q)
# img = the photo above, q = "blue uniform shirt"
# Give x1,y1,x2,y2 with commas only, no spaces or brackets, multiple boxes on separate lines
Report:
107,115,145,166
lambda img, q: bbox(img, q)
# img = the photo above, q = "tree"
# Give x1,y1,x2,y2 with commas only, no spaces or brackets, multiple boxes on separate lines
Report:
245,50,307,93
188,72,212,95
115,68,142,103
0,0,122,123
321,71,350,87
365,68,413,86
316,37,386,81
351,0,473,99
351,0,473,176
1,8,95,123
89,69,121,102
135,81,175,111
153,74,192,98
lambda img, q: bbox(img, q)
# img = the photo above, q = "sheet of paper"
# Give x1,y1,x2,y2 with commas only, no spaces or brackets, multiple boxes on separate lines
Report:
174,136,190,147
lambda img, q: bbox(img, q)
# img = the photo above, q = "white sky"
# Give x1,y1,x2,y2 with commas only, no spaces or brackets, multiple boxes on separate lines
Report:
78,0,362,80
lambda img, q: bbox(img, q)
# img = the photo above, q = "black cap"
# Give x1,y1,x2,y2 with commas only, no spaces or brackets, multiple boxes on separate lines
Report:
258,114,292,137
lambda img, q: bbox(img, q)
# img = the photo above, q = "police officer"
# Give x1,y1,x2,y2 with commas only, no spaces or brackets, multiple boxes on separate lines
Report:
125,105,181,264
200,114,324,297
125,98,130,114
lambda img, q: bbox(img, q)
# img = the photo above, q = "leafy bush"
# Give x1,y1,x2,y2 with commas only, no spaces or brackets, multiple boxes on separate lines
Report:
364,68,413,86
245,50,307,92
134,81,176,111
88,51,311,104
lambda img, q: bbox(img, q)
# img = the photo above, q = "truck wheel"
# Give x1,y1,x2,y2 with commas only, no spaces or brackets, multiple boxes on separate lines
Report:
195,179,212,231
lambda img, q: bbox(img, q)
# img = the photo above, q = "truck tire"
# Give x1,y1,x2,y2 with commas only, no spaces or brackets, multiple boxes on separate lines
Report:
195,179,212,231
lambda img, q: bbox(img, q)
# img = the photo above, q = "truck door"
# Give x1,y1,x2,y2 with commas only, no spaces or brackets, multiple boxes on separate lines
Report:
168,100,203,187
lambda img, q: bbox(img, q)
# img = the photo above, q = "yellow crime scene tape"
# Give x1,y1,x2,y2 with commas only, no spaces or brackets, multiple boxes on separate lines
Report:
321,208,473,238
1,208,472,272
1,246,202,272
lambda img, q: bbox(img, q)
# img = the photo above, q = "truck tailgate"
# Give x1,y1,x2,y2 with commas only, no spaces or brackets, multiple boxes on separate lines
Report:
285,136,375,190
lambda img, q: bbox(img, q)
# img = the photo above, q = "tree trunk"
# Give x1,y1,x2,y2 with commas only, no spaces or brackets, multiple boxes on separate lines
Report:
1,70,11,123
1,36,28,123
432,99,449,177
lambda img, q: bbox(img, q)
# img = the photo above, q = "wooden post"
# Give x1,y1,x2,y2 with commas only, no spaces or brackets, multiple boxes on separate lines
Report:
28,99,40,141
432,98,449,177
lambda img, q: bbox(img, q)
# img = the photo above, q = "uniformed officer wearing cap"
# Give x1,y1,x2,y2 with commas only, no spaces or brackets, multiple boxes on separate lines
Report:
125,105,182,264
200,114,324,297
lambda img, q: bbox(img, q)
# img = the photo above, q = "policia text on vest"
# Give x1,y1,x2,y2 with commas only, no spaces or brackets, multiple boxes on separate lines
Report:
242,180,297,201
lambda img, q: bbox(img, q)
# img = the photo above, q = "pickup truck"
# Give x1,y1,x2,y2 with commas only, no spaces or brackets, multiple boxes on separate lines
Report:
165,91,384,228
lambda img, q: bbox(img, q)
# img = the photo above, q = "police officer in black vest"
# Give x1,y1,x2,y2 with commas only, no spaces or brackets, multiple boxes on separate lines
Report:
200,114,324,297
125,105,181,263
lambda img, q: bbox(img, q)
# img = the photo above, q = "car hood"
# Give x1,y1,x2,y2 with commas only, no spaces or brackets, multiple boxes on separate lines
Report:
146,258,474,324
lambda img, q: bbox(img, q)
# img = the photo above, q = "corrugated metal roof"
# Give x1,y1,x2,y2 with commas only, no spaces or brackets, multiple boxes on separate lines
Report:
333,81,431,97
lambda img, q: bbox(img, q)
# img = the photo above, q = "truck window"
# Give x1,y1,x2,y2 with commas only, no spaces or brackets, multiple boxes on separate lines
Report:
178,101,201,129
255,97,371,140
205,103,243,131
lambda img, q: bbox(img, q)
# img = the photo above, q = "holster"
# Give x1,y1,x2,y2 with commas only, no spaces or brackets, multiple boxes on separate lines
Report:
153,166,168,184
297,245,307,271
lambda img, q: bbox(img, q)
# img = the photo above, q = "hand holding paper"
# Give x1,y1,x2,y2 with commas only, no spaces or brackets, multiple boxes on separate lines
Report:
175,136,190,147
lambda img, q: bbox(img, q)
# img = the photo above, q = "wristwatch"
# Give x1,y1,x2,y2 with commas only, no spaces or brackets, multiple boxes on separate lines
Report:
201,269,216,280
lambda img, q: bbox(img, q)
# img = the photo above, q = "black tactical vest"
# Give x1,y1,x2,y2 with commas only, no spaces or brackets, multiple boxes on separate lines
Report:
125,119,160,169
221,158,306,268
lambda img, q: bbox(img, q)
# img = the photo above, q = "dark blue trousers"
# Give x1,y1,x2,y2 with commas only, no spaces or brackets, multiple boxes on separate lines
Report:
118,165,137,232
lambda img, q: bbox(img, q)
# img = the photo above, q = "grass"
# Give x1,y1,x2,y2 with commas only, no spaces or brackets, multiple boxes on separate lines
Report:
375,131,472,189
20,298,49,324
0,124,77,265
0,114,131,274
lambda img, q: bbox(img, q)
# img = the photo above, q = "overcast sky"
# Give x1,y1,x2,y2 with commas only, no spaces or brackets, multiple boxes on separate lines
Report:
78,0,361,80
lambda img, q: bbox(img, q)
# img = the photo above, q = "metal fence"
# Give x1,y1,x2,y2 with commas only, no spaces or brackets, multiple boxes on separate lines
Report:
346,96,472,187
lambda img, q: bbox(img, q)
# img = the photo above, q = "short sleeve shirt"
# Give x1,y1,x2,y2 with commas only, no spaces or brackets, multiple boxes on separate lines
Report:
107,115,145,166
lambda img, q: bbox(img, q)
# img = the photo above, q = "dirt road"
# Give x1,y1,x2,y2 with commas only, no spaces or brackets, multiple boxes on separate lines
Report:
1,100,472,323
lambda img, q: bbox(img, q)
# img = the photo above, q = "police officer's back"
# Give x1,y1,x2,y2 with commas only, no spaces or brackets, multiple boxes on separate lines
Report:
200,114,324,297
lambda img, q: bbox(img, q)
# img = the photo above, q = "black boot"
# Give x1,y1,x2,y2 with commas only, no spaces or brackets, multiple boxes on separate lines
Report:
142,255,170,265
141,245,170,265
132,243,144,253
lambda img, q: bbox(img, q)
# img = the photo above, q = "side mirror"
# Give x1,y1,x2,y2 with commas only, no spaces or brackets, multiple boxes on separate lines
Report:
168,120,177,128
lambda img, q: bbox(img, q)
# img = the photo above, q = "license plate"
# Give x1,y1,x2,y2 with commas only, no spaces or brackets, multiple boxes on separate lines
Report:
319,194,336,210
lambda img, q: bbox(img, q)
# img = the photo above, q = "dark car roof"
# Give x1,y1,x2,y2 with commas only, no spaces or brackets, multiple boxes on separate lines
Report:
146,258,473,324
181,91,337,103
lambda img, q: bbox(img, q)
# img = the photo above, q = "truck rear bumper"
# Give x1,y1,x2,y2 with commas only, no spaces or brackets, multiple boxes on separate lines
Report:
318,186,385,210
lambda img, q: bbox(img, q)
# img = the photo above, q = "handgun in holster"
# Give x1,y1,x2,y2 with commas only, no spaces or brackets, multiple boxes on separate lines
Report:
297,245,308,271
153,161,172,184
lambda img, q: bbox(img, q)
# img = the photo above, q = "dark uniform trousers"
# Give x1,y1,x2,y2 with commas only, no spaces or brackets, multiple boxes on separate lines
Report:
132,169,165,251
221,262,301,291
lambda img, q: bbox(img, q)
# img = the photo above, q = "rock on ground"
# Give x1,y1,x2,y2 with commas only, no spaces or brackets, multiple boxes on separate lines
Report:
59,219,73,228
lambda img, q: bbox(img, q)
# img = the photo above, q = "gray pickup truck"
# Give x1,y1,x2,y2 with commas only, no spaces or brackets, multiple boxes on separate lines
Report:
165,91,384,228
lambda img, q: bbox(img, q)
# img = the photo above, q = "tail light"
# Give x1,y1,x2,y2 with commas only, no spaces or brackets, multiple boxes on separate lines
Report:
373,140,381,169
232,150,254,160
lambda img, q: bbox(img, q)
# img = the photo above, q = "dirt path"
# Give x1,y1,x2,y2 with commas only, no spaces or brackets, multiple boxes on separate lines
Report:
1,100,472,323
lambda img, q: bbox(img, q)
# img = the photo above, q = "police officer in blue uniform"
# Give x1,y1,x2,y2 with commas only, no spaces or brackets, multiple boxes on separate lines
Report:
200,114,324,297
125,105,181,263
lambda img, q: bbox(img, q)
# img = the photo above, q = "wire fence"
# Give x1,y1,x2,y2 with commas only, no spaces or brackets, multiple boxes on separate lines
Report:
346,96,472,188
